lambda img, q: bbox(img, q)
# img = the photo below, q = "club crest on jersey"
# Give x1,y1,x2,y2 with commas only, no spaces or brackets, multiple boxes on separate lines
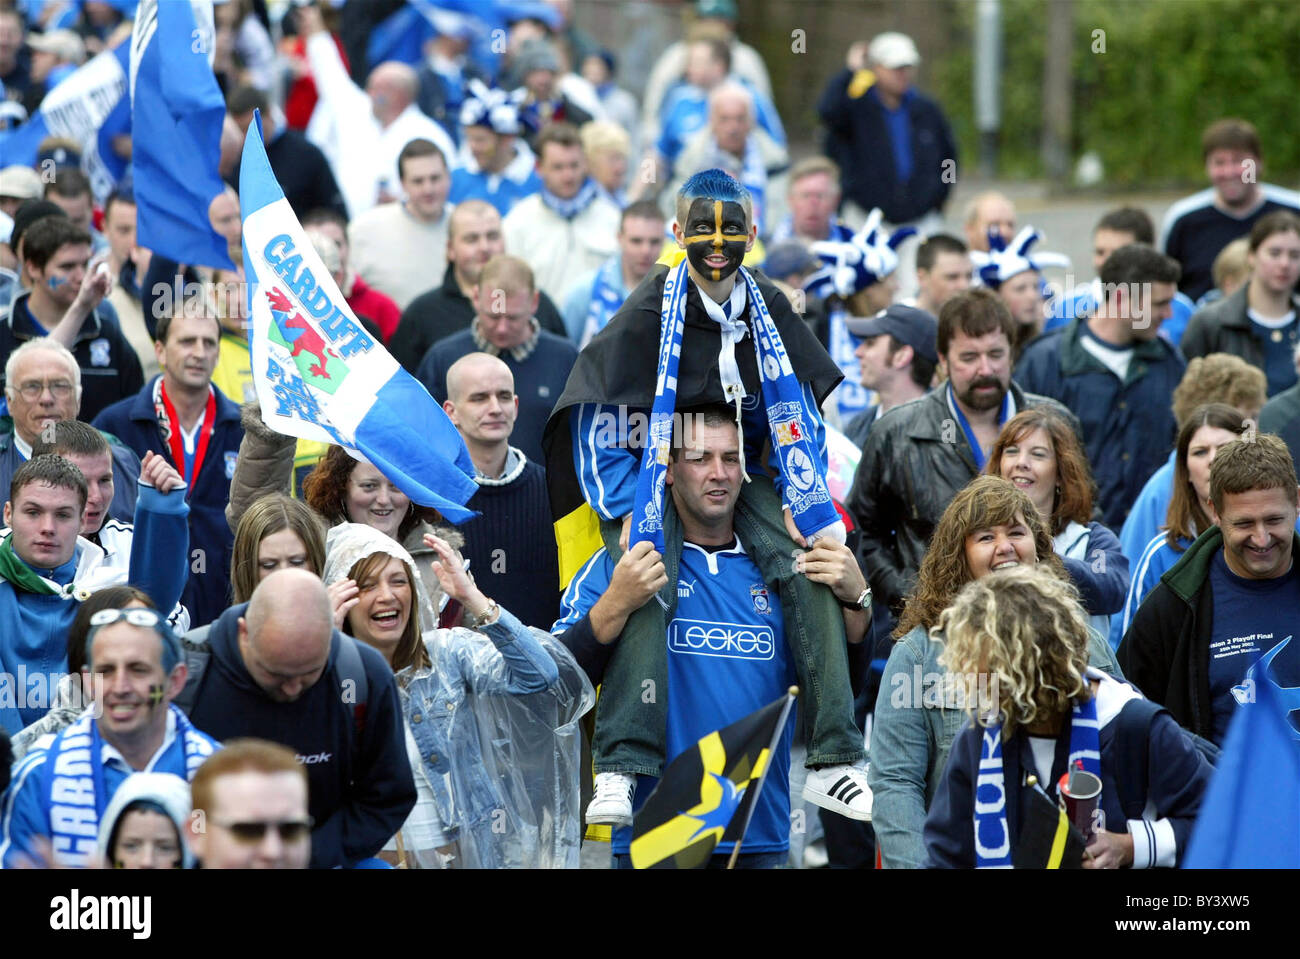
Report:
89,338,111,367
751,584,771,614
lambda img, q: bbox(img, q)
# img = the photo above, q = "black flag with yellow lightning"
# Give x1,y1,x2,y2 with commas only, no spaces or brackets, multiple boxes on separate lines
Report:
630,688,797,869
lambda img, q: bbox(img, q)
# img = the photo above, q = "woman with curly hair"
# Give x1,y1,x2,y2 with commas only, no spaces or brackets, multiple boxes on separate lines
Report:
924,566,1211,869
868,476,1121,868
986,407,1129,643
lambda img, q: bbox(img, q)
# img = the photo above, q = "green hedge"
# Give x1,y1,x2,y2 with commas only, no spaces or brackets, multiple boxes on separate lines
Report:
933,0,1300,187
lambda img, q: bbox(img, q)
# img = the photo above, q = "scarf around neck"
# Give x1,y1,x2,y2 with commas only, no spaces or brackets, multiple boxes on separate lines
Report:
974,694,1101,869
630,260,840,551
44,705,216,866
0,532,77,597
539,178,599,220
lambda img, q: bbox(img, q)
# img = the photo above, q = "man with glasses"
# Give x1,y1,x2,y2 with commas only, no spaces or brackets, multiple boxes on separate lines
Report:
0,604,220,867
1,338,142,525
0,215,143,423
188,739,311,869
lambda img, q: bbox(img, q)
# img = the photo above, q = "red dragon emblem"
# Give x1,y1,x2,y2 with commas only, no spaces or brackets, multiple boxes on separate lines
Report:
265,287,339,379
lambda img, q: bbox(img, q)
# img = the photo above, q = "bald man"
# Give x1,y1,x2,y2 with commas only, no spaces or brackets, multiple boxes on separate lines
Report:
418,254,577,464
443,353,562,629
298,4,456,216
963,190,1017,254
391,200,569,371
186,568,415,868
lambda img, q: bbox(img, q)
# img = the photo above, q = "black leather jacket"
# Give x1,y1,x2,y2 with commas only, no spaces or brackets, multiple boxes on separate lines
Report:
847,383,1076,613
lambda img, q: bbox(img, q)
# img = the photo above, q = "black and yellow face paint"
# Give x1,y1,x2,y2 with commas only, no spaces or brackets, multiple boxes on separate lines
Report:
682,199,749,283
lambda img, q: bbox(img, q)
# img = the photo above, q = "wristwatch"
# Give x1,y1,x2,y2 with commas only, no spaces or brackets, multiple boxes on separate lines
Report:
839,585,872,611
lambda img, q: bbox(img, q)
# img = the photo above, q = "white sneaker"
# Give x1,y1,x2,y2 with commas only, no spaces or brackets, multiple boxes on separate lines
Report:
802,764,873,821
587,772,636,827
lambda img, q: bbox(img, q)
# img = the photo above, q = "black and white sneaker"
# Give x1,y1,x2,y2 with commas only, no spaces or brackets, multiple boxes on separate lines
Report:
587,772,636,827
802,764,873,821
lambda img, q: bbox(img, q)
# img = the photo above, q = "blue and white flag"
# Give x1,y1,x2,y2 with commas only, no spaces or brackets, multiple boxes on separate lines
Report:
0,42,131,201
239,112,479,522
130,0,234,271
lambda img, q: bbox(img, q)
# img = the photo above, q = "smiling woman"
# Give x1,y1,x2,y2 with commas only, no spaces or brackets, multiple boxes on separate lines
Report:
869,475,1121,869
321,522,593,868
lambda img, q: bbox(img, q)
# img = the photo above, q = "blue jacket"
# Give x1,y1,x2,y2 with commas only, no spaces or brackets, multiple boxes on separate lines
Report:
924,674,1211,868
0,416,140,526
1118,453,1176,566
0,482,190,734
188,603,416,869
91,378,243,628
1015,320,1186,528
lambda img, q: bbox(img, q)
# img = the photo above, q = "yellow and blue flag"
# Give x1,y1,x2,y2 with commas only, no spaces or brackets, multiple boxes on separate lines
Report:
629,690,795,869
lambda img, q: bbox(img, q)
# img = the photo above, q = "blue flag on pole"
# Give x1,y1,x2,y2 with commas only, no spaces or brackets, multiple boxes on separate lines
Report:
130,0,235,271
239,111,479,522
1183,646,1300,868
0,42,131,201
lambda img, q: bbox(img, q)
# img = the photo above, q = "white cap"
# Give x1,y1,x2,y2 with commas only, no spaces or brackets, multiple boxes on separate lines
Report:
0,165,43,201
867,32,920,69
27,28,85,64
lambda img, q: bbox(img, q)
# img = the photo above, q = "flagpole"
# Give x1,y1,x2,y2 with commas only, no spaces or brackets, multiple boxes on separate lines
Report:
726,686,799,870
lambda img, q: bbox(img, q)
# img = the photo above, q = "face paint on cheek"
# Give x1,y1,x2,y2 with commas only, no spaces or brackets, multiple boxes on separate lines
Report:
47,276,66,290
683,199,749,282
148,684,166,708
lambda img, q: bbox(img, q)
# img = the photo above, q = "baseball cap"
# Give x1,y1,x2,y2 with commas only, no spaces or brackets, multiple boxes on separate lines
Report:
0,165,43,202
37,142,82,171
27,29,85,64
696,0,739,20
867,32,920,70
844,304,938,364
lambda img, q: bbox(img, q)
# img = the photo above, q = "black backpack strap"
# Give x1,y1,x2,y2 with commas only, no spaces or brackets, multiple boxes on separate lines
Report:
173,625,212,716
334,634,370,743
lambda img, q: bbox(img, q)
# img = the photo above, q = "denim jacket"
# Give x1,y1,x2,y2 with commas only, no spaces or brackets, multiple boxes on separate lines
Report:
397,606,594,868
868,627,968,869
870,620,1125,868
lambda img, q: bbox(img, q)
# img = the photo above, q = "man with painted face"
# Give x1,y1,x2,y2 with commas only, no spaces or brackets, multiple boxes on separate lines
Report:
545,169,872,829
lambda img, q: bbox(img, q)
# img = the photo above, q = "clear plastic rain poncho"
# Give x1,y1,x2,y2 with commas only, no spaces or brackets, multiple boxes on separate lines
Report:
324,523,595,868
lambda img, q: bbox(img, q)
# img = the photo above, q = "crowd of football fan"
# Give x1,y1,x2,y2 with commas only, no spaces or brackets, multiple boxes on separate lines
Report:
0,0,1298,870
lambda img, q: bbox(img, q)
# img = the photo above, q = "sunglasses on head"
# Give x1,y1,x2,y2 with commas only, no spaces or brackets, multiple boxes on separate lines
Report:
211,817,314,844
89,607,165,628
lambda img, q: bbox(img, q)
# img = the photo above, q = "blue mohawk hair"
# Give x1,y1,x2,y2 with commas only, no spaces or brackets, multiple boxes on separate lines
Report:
676,168,752,228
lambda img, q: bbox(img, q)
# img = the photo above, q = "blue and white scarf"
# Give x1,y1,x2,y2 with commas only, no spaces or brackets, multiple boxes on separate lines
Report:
580,255,627,347
974,695,1101,869
946,382,1013,472
631,260,839,551
539,178,599,221
43,705,217,866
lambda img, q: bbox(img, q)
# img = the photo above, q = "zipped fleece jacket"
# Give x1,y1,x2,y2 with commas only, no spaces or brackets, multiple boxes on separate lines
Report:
1117,526,1300,739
